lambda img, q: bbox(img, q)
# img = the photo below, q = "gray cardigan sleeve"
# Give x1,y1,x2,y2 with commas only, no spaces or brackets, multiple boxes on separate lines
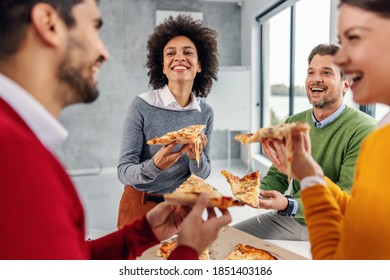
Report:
117,100,162,186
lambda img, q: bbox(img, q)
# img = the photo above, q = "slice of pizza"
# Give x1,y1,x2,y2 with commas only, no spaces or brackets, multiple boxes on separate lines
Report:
234,122,310,144
221,170,260,208
156,241,210,260
233,133,255,145
225,243,277,260
147,124,206,166
234,122,310,181
164,174,244,209
156,241,177,259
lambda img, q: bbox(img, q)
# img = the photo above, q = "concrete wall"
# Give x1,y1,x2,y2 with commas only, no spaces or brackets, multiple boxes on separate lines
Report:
54,0,242,170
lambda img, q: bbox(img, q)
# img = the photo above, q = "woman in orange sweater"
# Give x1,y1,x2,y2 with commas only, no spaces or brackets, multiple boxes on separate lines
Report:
262,0,390,259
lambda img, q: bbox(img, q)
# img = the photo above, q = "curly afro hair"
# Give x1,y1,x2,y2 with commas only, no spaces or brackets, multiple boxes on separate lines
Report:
146,14,219,98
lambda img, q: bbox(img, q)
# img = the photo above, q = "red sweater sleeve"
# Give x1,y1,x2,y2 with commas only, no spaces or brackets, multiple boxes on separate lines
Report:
168,245,199,260
88,215,160,260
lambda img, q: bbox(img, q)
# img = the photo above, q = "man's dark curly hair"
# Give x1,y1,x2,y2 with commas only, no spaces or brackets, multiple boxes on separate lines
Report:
146,14,219,98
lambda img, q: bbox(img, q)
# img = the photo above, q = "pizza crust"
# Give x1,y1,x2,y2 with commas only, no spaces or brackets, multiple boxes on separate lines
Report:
163,174,244,209
225,243,277,260
164,192,244,209
221,170,260,208
234,122,310,182
157,241,210,260
146,124,206,166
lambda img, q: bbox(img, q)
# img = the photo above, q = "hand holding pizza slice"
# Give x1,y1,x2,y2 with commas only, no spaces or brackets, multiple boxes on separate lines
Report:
234,122,310,182
263,125,323,182
163,174,244,209
147,124,207,167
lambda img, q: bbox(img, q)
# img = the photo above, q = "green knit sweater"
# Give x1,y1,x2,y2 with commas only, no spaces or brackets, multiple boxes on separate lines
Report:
261,106,376,224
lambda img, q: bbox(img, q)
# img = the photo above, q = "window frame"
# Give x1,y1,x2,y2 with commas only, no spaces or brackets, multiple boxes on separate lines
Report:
256,0,382,139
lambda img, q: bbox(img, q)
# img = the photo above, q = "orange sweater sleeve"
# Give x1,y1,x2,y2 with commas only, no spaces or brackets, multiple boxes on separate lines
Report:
301,181,344,259
301,125,390,259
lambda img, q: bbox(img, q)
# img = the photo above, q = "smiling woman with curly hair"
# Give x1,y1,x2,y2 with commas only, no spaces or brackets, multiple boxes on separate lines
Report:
146,14,219,97
117,14,219,228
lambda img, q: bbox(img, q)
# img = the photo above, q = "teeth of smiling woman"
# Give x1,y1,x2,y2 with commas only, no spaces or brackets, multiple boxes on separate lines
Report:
173,66,187,70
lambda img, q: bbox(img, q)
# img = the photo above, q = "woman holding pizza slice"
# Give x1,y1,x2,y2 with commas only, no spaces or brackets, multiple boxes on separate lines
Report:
116,14,219,228
264,0,390,259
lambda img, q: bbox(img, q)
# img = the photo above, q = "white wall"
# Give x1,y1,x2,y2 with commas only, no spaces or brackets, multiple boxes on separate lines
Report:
241,0,277,65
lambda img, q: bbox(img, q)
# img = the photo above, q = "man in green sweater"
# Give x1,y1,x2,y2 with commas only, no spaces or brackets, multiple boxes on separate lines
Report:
234,43,376,241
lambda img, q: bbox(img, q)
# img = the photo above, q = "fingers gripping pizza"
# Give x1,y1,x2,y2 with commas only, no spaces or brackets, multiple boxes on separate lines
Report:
157,241,210,260
234,122,310,181
220,170,260,208
146,124,206,166
163,174,244,209
225,243,277,260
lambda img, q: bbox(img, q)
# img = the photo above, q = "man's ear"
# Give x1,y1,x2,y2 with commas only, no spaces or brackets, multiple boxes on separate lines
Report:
30,3,65,47
343,78,351,92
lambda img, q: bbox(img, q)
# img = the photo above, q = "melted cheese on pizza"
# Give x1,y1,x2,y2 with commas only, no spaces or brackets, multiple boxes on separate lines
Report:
157,241,210,260
163,174,244,209
221,170,260,208
234,122,310,182
225,243,277,260
174,174,221,197
147,124,206,166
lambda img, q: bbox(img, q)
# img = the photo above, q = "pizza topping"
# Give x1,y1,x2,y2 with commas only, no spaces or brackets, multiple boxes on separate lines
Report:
156,241,210,260
146,124,206,166
173,174,221,196
156,241,177,259
234,122,310,182
225,243,277,260
163,174,244,209
221,170,260,208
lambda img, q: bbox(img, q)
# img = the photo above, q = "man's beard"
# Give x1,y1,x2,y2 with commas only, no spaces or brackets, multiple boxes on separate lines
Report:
311,97,328,109
58,38,99,104
58,64,99,104
309,95,339,109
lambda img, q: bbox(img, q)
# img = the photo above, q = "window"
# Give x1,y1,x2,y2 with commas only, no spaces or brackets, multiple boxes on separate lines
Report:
258,0,387,130
266,8,291,126
294,0,331,113
261,0,332,128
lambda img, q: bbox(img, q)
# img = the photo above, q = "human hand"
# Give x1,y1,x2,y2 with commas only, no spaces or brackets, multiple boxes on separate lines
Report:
153,141,188,170
186,133,208,160
258,190,288,211
261,129,323,181
146,202,190,241
262,138,287,174
177,193,232,256
289,129,323,180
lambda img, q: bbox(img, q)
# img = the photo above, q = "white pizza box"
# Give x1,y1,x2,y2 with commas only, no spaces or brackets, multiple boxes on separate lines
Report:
137,226,308,260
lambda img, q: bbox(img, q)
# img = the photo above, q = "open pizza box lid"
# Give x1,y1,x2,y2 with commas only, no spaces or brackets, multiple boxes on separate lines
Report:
137,226,308,260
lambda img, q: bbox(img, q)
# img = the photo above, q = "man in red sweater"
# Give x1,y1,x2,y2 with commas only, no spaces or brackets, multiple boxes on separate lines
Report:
0,0,231,259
